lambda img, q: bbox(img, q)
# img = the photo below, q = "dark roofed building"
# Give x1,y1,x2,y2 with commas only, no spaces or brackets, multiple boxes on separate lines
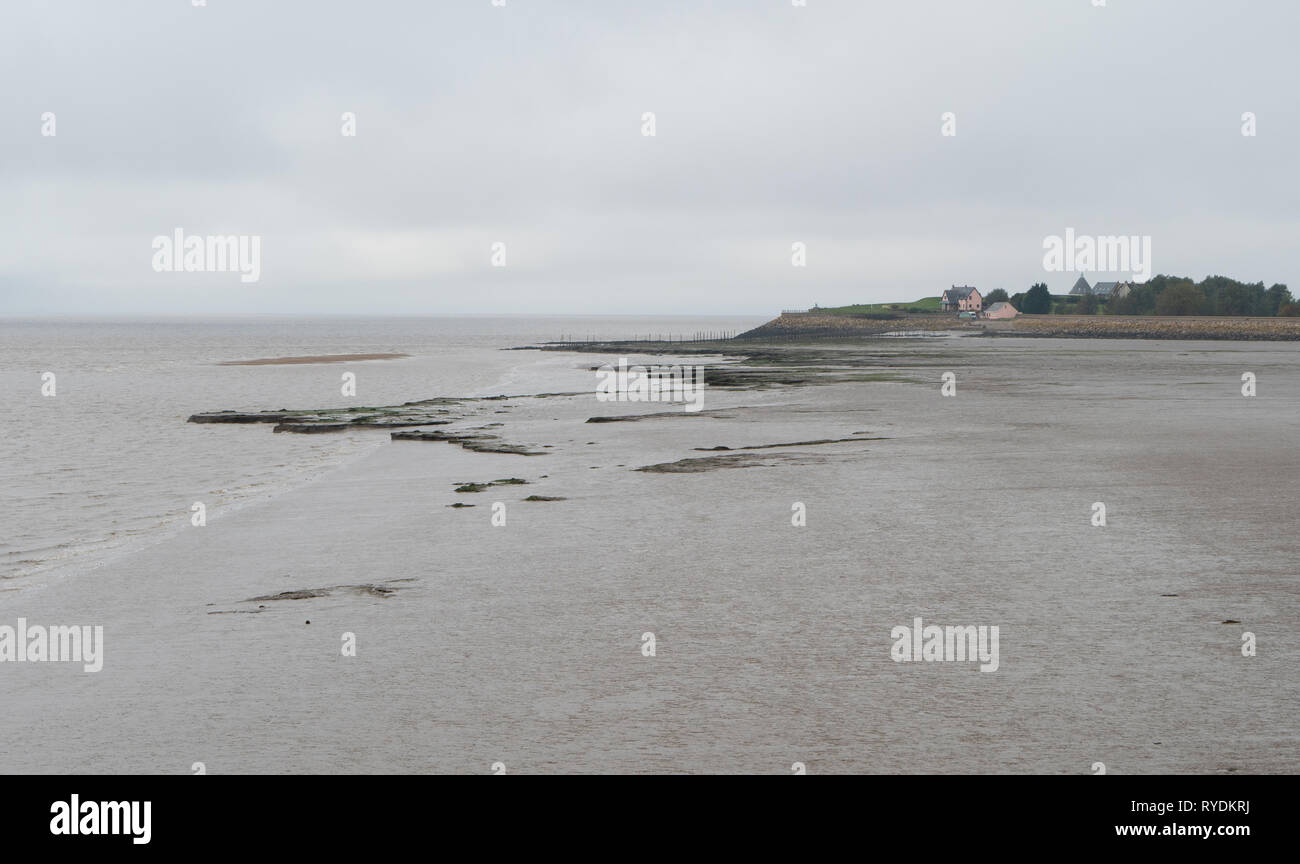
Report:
940,285,982,312
1069,277,1132,299
1093,281,1133,298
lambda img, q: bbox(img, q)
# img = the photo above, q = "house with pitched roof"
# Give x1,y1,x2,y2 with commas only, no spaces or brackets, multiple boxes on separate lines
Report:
940,285,982,313
982,301,1019,319
1068,277,1133,299
1093,281,1132,299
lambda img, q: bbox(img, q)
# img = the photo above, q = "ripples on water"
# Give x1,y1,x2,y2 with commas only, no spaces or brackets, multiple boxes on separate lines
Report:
0,315,764,587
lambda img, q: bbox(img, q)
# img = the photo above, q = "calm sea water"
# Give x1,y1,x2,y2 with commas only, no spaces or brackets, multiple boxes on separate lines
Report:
0,316,764,590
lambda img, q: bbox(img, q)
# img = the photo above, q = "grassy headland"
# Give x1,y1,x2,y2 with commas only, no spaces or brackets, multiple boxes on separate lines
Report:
805,297,943,315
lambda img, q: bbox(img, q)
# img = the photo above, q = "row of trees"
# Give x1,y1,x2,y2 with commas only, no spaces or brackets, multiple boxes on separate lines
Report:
1110,276,1295,316
1001,277,1296,317
1003,284,1053,314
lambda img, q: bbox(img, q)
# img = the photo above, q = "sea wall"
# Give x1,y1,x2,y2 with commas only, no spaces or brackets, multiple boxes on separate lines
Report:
739,312,1300,341
1005,315,1300,341
737,312,976,339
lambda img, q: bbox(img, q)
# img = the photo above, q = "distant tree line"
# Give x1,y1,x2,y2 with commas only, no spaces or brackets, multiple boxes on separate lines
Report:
1010,283,1053,314
1007,276,1296,317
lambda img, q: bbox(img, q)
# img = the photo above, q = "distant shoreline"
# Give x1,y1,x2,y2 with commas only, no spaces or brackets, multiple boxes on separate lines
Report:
217,353,410,365
739,312,1300,341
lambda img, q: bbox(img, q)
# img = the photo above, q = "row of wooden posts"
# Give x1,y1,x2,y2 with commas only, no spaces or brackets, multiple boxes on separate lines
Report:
554,331,737,343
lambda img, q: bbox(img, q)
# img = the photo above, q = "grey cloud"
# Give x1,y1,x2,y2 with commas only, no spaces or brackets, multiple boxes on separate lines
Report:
1,0,1296,314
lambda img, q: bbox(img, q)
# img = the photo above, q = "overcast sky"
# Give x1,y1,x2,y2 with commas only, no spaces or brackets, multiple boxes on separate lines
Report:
2,0,1296,315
